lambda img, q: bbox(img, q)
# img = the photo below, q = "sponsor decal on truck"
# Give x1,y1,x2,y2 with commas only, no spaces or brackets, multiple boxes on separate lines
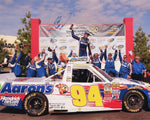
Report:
0,83,54,94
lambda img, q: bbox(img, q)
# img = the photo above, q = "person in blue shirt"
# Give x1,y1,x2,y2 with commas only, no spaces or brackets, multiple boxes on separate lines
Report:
35,49,47,78
8,45,22,77
38,49,48,77
70,24,91,57
104,45,118,77
47,57,56,76
47,50,58,76
119,50,131,79
25,53,36,77
129,55,147,81
91,47,104,69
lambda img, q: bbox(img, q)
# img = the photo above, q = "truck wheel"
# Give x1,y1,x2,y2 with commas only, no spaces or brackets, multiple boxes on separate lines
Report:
123,90,144,112
23,92,48,116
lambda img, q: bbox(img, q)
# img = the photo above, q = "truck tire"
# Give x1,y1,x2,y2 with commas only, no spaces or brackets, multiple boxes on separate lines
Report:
23,92,48,116
123,90,144,112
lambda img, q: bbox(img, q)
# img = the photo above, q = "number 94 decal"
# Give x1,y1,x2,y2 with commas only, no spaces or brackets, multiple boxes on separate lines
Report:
70,85,103,107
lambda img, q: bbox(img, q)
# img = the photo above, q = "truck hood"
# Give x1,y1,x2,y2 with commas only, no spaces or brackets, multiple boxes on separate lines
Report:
112,77,150,87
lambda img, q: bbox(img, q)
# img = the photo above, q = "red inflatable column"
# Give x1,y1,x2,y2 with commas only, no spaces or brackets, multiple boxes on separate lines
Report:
124,17,134,60
31,19,41,58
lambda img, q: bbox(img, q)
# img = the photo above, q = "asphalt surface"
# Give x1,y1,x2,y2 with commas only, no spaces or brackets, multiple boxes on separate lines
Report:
0,106,150,120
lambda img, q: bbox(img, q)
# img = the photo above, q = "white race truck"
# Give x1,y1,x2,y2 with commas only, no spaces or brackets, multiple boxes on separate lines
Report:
0,58,150,116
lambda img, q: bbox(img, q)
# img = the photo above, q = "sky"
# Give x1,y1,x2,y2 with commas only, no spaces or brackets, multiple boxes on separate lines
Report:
0,0,150,36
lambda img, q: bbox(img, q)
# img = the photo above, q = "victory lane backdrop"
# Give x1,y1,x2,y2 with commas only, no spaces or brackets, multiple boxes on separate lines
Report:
39,24,125,71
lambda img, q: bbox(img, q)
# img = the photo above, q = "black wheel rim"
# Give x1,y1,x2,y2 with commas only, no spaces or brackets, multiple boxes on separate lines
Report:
126,94,143,110
27,97,44,114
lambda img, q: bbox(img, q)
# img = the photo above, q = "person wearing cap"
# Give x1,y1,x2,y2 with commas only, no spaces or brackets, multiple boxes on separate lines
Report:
70,24,91,57
25,53,36,77
47,57,55,76
129,55,147,81
104,45,118,77
90,47,104,68
47,50,58,76
35,49,47,78
8,45,22,77
119,50,131,79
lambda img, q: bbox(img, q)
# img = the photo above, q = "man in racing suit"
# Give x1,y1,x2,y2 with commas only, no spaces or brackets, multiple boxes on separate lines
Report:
91,47,104,69
119,50,131,79
35,49,47,78
47,50,58,76
70,24,91,57
8,45,22,77
25,53,36,77
47,57,56,76
104,46,118,77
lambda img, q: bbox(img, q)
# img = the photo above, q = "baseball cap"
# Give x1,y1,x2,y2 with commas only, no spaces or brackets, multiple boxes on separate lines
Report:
85,32,90,36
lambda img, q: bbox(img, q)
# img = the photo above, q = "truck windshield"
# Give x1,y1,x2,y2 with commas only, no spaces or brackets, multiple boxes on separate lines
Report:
93,65,113,82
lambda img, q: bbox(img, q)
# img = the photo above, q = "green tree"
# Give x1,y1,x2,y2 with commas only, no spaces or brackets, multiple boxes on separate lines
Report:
16,11,31,74
0,38,10,63
17,11,31,54
134,26,150,71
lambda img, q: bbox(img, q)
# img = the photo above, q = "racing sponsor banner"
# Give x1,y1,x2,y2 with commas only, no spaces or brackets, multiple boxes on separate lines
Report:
0,82,54,94
0,96,20,106
39,24,124,37
39,24,125,70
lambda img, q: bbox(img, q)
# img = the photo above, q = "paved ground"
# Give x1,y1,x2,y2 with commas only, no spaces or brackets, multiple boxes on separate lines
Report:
0,106,150,120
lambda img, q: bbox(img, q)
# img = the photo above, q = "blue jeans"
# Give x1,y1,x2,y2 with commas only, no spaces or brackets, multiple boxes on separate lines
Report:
79,50,87,57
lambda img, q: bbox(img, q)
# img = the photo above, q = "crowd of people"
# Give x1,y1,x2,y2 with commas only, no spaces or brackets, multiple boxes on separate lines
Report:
0,24,147,81
70,24,147,81
91,45,146,81
2,44,72,78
